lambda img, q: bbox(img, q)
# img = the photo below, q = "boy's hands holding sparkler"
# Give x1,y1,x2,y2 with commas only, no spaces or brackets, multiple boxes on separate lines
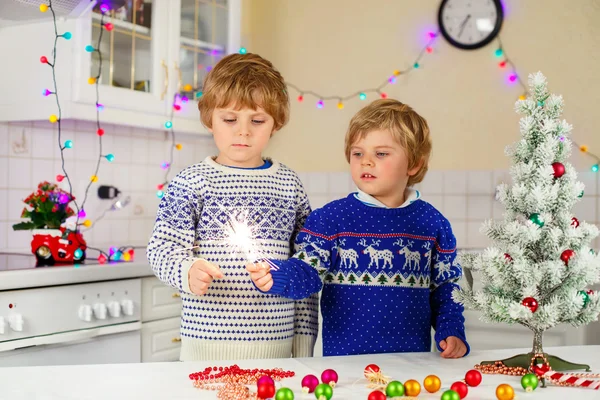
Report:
246,262,273,292
188,259,224,296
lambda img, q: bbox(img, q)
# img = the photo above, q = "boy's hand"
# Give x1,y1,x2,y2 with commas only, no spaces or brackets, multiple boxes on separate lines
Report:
246,262,273,292
439,336,467,358
188,259,223,296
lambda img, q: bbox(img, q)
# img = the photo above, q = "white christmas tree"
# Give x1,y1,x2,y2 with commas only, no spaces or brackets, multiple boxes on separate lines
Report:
454,72,600,372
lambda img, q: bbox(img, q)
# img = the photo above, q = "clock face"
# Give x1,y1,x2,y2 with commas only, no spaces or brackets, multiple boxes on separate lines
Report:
438,0,504,50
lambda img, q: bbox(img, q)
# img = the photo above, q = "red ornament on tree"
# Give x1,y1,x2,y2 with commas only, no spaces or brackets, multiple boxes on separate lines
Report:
571,217,579,228
586,290,595,296
368,390,387,400
464,369,482,387
522,297,539,313
504,253,513,262
450,381,468,399
560,249,575,265
552,162,565,178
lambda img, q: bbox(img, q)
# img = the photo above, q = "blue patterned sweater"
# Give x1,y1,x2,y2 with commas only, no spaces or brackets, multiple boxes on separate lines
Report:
147,156,318,361
267,194,470,357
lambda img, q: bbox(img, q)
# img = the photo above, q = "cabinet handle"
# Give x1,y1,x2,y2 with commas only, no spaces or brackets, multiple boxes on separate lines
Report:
172,292,181,298
161,59,168,100
174,62,182,93
171,337,181,343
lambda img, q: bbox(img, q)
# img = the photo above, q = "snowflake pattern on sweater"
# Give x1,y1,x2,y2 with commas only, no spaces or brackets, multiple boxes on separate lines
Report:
267,194,470,357
147,156,318,360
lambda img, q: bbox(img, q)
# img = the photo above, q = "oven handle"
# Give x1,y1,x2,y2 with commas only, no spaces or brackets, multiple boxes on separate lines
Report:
0,321,141,352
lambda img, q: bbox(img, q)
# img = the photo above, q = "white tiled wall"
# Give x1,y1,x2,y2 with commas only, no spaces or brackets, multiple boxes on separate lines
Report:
0,120,217,254
1,120,600,254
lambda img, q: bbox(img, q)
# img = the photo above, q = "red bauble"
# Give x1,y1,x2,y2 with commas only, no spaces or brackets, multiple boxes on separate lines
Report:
561,249,575,265
364,364,380,378
552,162,565,178
571,217,580,228
450,381,468,399
504,253,513,262
464,369,482,387
522,297,538,313
367,390,387,400
256,382,275,399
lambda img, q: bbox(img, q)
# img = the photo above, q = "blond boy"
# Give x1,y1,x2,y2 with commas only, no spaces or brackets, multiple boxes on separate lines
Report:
248,99,469,358
148,53,317,361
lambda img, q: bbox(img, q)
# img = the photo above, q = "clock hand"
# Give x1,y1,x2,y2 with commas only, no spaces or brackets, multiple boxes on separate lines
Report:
458,14,471,38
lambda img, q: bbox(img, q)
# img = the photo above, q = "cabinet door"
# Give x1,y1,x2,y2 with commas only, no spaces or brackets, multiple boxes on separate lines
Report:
141,276,182,322
73,0,170,121
141,316,182,362
166,0,241,133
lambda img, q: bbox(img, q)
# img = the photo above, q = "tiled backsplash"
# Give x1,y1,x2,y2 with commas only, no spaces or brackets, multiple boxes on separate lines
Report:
1,120,600,254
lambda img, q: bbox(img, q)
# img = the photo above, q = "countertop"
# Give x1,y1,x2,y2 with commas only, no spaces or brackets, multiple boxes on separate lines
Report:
0,255,154,291
0,346,598,399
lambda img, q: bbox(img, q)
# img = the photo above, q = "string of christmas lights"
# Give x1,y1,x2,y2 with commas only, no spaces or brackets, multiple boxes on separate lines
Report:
156,92,185,199
40,1,115,262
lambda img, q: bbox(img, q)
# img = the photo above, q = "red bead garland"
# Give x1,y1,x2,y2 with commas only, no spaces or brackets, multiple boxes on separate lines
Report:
189,364,295,399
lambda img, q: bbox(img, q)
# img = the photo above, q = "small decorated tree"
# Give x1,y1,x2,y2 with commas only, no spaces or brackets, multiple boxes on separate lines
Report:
454,72,600,373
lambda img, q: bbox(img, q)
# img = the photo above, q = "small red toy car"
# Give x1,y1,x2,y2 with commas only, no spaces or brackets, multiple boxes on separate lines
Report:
31,228,87,265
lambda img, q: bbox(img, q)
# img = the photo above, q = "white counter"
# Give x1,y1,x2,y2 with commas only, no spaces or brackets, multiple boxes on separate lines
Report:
0,346,598,399
0,259,154,291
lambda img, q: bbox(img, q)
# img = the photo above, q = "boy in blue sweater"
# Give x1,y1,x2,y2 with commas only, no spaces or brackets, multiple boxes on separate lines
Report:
247,99,469,358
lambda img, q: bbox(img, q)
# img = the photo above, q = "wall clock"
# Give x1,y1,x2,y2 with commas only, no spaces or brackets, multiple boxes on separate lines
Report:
438,0,504,50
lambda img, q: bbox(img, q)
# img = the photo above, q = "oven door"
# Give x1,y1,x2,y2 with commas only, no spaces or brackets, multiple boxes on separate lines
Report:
0,322,141,367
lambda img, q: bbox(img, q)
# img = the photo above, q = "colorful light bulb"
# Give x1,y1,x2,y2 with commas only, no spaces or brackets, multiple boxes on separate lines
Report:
98,254,107,264
78,209,86,218
495,48,503,57
64,140,73,148
426,46,433,53
97,128,104,136
239,47,247,54
165,121,173,129
74,249,83,259
175,143,183,150
83,220,92,228
161,162,170,170
43,89,52,96
428,31,437,38
499,61,507,68
40,4,49,12
105,153,115,162
389,76,397,84
509,74,517,82
156,190,164,199
181,96,189,103
99,4,110,13
359,93,367,100
297,95,304,102
195,91,203,98
413,62,420,68
62,32,72,40
104,22,114,31
593,164,599,172
40,56,49,64
90,175,98,183
380,92,388,99
49,114,58,123
183,84,193,92
393,70,401,76
317,100,324,109
56,174,64,182
337,102,344,110
85,45,95,52
96,103,104,111
88,77,96,84
173,104,181,111
157,184,164,190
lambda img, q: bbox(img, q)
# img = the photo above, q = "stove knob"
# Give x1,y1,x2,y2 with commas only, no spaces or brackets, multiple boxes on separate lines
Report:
78,304,93,322
121,299,134,316
107,301,121,318
0,316,5,334
93,303,107,320
8,314,24,332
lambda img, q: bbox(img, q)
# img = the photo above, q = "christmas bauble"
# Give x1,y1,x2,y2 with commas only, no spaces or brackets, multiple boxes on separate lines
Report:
275,387,295,400
364,364,380,378
257,382,276,399
552,162,565,178
385,380,405,397
503,253,513,262
529,213,544,227
404,379,421,396
320,369,338,387
367,390,386,400
314,383,333,400
561,249,575,265
450,381,468,399
464,369,482,387
423,375,441,393
301,375,319,393
571,217,580,228
521,373,539,392
257,375,275,387
579,290,590,307
531,363,550,377
441,389,461,400
522,297,538,313
495,383,515,400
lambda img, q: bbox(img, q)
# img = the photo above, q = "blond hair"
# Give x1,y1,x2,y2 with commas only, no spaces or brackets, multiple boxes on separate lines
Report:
345,99,432,186
198,53,289,131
